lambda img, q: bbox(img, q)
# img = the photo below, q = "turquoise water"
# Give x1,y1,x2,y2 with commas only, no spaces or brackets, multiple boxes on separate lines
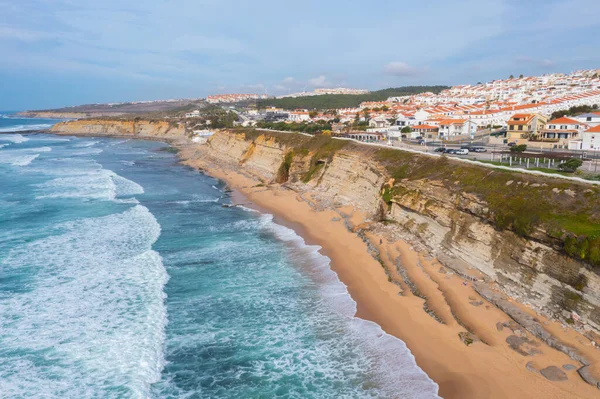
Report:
0,132,439,398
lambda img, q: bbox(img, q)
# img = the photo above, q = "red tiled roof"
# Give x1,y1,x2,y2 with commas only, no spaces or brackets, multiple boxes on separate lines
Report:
546,117,580,125
412,124,438,129
586,125,600,133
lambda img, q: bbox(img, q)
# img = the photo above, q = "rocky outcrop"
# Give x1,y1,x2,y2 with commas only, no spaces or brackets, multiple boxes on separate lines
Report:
50,119,186,139
197,130,600,336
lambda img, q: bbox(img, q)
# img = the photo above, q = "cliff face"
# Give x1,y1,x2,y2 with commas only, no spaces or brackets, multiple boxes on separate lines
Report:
50,119,186,138
198,130,600,334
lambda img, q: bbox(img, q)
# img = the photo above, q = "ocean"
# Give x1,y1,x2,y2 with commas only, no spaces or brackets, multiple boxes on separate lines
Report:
0,112,62,133
0,123,439,398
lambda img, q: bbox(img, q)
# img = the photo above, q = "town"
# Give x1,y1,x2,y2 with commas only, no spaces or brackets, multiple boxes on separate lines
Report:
195,69,600,155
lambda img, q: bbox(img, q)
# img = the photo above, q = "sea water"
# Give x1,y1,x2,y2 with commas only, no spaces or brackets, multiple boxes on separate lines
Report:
0,111,62,133
0,133,440,398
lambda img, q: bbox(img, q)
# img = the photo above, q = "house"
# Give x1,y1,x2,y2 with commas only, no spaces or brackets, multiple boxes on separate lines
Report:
437,119,478,138
288,111,310,122
411,124,439,139
369,116,391,129
539,117,584,147
185,110,201,118
582,125,600,150
345,132,385,142
573,112,600,128
506,113,547,145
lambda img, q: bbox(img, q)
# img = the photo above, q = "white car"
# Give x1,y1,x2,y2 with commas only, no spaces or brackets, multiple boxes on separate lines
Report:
455,149,469,155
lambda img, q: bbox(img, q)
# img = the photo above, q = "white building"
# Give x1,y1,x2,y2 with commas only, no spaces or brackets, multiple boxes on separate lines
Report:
573,112,600,128
437,119,478,138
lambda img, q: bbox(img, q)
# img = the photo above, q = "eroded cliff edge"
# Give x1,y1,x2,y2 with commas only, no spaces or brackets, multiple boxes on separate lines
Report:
50,119,186,139
189,130,600,338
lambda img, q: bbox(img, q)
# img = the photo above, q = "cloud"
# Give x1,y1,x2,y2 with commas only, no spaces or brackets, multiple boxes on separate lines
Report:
282,77,295,84
308,75,330,87
384,62,421,77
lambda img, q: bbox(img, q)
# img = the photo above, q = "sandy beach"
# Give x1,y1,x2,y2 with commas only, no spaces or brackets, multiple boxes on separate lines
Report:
178,143,600,399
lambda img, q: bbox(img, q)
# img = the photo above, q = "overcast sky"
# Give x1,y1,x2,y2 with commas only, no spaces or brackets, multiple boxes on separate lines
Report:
1,0,599,110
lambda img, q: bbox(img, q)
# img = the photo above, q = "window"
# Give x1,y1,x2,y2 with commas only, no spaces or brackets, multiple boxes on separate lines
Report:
560,125,567,130
518,125,523,131
587,117,592,122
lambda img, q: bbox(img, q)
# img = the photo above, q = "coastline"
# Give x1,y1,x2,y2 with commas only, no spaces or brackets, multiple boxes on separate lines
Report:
177,144,600,399
35,126,600,398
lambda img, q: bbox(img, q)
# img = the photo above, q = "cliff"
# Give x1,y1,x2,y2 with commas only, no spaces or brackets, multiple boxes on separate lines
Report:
196,130,600,336
50,118,187,139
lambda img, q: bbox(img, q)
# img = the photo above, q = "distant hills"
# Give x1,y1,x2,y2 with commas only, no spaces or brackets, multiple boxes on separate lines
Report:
257,86,449,110
18,99,205,118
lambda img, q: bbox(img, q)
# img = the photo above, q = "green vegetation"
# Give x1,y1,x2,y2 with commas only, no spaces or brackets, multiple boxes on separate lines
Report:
256,86,449,110
558,158,583,173
157,146,179,154
550,104,599,120
401,126,412,134
277,151,294,183
510,144,527,153
372,147,600,267
255,120,332,134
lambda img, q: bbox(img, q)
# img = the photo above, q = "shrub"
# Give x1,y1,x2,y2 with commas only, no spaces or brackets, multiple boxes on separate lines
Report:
510,144,527,153
558,158,583,173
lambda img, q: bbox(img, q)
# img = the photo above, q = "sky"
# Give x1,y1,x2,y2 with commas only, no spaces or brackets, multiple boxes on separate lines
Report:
1,0,599,110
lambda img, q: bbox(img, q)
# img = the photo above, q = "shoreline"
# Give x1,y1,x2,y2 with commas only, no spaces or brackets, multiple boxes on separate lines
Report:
33,129,600,398
177,144,600,399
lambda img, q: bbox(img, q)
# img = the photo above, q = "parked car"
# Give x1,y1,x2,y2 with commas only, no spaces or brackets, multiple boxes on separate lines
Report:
418,139,425,145
472,147,487,152
415,136,423,140
444,148,457,154
507,142,516,147
434,147,445,152
460,145,471,150
455,149,469,155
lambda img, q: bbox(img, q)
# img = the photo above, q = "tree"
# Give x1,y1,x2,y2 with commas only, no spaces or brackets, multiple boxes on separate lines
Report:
510,144,527,153
308,110,318,118
558,158,583,172
519,74,524,79
401,126,412,134
509,75,514,79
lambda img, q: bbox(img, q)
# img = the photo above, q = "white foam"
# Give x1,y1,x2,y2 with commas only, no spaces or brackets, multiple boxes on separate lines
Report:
72,141,99,148
0,124,53,132
69,148,104,156
255,212,441,398
35,164,144,201
0,147,49,167
0,133,29,143
0,205,168,398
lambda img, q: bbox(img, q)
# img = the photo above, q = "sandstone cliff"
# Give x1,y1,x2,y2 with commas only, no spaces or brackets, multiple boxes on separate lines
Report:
50,119,186,139
198,130,600,336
